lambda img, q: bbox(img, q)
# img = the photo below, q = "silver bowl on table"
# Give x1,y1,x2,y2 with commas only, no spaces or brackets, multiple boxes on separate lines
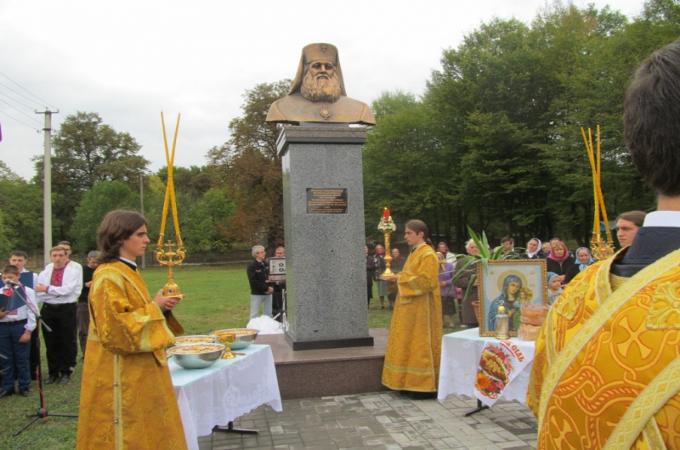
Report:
174,335,218,345
168,343,225,369
211,328,259,350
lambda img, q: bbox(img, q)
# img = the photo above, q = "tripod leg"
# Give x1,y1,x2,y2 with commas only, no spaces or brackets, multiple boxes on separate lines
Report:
213,421,258,435
12,416,42,437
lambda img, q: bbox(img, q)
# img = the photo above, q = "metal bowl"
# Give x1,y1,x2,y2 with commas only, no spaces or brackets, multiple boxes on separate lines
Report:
168,343,225,369
212,328,258,350
174,335,218,345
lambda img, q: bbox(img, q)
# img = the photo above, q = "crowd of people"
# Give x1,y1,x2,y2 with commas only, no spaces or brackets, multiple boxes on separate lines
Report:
0,242,92,398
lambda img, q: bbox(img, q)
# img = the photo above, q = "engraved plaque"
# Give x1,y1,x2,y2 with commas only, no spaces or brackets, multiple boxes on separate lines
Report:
306,188,348,214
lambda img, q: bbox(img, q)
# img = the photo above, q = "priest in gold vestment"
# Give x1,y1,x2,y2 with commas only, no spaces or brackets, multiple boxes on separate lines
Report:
382,219,443,394
77,210,187,450
528,39,680,449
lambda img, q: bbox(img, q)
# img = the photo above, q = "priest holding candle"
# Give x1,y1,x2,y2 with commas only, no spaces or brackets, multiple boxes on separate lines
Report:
381,218,442,398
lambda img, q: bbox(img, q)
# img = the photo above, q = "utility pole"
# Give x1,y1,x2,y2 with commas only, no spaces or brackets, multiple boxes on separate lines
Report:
140,172,146,269
37,109,58,265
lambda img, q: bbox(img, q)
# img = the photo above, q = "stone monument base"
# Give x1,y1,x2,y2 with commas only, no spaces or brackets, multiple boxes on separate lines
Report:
257,329,387,399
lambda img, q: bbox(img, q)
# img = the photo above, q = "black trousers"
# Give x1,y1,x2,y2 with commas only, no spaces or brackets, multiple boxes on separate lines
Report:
41,303,77,378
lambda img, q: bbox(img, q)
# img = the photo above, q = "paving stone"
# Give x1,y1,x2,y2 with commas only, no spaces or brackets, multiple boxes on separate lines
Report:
198,391,538,449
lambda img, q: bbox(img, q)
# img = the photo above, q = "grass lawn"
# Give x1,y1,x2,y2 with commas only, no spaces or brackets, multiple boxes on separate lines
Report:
0,264,397,449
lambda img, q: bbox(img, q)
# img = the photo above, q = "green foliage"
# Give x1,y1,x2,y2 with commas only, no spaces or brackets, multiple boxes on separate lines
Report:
0,176,43,252
35,112,148,240
183,187,236,252
71,180,139,251
207,80,290,248
365,3,677,250
0,210,14,256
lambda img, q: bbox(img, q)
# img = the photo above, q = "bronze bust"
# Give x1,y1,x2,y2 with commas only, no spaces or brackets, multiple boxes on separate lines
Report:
266,43,376,125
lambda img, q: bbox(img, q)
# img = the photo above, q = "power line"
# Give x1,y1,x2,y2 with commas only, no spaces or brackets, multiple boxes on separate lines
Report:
0,88,42,112
0,110,41,132
0,80,44,111
0,72,55,110
0,98,43,126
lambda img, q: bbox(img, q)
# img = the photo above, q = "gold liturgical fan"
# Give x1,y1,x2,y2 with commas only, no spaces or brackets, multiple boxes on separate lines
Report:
156,112,186,299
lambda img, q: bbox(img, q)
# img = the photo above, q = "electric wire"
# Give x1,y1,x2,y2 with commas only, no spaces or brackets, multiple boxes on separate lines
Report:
0,72,55,110
0,88,41,112
0,98,43,126
0,110,41,132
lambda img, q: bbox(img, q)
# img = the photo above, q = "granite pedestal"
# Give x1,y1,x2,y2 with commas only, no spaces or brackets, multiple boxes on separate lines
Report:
277,124,373,350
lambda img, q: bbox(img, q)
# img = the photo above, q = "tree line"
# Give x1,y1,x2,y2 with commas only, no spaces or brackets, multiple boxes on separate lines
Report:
0,1,678,258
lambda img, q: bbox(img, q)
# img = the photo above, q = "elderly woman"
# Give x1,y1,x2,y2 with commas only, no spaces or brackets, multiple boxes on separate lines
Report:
77,210,186,449
565,247,595,283
247,244,273,318
453,239,480,328
523,238,544,259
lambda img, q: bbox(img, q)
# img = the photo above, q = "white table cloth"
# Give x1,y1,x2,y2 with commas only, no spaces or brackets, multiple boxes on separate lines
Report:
170,344,282,450
437,327,535,405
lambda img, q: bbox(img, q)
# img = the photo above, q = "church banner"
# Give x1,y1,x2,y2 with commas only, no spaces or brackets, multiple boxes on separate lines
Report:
474,340,531,406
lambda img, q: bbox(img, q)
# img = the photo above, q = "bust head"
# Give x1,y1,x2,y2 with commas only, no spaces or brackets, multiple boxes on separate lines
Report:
266,43,375,125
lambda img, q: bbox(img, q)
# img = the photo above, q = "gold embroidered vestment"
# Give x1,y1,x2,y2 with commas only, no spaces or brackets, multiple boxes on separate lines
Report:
382,244,443,392
528,249,680,449
76,261,187,450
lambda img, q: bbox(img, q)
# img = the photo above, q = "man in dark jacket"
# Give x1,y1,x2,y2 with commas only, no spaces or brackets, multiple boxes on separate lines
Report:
247,245,272,318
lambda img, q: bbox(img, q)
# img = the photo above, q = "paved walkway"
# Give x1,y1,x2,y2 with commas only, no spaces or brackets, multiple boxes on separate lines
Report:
199,392,537,449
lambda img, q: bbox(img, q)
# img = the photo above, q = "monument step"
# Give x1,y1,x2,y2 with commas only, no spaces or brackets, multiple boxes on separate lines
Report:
256,328,388,399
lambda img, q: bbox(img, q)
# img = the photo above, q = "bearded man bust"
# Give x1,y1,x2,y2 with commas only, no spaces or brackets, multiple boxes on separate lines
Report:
266,43,376,125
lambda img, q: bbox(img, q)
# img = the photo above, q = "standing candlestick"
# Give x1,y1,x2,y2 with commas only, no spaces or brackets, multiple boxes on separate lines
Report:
378,207,397,279
156,112,187,298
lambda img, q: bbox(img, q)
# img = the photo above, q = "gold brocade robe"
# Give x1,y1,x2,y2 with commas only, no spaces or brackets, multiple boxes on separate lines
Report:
76,261,187,450
382,243,443,392
528,249,680,449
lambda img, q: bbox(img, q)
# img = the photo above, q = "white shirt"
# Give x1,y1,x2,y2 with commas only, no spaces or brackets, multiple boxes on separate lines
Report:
643,211,680,228
0,285,37,331
37,261,83,305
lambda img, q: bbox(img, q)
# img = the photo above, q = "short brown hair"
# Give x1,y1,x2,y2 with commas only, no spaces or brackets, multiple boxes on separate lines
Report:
624,39,680,196
616,210,646,227
50,245,67,255
2,265,20,276
97,210,147,263
405,219,428,237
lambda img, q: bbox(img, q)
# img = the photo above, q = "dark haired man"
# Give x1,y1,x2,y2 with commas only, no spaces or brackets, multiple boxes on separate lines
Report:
381,219,442,398
529,39,680,448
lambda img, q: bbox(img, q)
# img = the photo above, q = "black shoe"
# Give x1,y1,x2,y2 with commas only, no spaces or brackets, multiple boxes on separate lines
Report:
19,389,29,397
58,374,71,385
45,375,60,385
0,389,14,399
405,391,438,400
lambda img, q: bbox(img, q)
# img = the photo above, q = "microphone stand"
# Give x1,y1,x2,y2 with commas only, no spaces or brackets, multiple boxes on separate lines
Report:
11,285,77,437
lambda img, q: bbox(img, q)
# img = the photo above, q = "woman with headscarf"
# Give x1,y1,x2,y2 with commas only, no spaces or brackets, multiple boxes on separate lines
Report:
545,240,575,278
487,274,523,332
564,247,594,283
523,238,544,259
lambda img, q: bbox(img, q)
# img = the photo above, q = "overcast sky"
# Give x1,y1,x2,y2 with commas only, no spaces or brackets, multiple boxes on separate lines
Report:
0,0,645,180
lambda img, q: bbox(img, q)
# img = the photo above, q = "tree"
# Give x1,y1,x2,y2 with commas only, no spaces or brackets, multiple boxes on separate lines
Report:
0,165,43,253
182,187,236,253
35,112,148,239
71,181,138,251
207,80,290,247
